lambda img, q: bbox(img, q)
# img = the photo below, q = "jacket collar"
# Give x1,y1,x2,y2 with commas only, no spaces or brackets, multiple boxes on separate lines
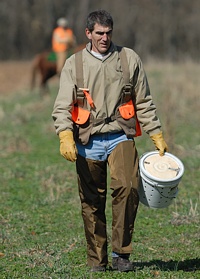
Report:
86,42,117,60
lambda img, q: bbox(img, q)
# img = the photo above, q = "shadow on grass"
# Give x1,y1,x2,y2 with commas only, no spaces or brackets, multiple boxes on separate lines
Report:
134,258,200,272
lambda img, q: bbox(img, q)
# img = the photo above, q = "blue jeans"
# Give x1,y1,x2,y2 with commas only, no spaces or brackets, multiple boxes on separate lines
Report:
76,131,132,161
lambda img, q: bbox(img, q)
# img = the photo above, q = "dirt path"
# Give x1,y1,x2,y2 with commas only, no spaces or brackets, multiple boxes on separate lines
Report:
0,61,32,96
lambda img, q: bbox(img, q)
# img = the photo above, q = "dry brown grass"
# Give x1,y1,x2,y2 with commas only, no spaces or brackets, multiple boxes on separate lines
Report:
171,198,199,225
145,60,200,156
0,61,31,95
0,60,58,96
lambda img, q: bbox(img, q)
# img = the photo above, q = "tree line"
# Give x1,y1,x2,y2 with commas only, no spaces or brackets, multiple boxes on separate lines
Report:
0,0,199,61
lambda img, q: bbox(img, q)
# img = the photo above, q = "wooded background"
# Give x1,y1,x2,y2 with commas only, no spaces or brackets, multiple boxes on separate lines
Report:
0,0,200,61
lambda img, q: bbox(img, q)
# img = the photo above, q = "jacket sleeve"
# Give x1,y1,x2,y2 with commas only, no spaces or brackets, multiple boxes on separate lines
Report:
52,56,76,135
130,53,162,136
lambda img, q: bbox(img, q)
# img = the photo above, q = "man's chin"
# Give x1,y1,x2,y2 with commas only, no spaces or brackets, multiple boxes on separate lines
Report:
100,47,109,54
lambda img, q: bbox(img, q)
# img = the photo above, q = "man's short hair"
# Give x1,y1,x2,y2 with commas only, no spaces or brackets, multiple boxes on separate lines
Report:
86,10,113,32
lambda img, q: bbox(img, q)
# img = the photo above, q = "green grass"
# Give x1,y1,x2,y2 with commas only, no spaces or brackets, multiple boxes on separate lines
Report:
0,61,199,278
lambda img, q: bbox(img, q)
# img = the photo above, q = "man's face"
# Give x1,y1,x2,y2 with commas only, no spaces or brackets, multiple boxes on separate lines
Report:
85,23,112,54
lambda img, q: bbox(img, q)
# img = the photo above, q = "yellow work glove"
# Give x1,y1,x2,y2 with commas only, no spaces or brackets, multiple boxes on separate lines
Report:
150,132,168,156
59,130,78,162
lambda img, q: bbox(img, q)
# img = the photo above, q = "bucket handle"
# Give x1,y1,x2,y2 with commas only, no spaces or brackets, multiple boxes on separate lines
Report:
155,186,179,199
168,167,180,176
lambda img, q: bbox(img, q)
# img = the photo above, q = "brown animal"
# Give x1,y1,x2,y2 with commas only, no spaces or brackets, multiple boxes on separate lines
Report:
31,44,85,93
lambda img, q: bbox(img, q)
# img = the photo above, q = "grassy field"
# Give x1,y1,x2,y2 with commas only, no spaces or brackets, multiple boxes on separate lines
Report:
0,61,199,278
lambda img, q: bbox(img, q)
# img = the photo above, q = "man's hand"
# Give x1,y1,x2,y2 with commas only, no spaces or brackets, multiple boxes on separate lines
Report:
150,132,168,156
59,130,78,162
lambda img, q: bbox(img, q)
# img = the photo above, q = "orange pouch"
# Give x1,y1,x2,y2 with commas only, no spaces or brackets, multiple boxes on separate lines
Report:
135,118,142,136
72,106,90,125
119,100,135,119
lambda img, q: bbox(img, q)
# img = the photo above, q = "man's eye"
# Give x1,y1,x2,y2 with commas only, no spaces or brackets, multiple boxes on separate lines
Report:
106,30,112,35
96,30,112,36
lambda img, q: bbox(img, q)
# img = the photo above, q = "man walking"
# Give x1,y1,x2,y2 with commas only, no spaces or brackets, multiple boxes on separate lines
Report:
52,10,168,272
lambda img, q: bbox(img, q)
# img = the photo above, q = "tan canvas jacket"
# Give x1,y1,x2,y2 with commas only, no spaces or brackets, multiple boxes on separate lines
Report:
52,42,161,139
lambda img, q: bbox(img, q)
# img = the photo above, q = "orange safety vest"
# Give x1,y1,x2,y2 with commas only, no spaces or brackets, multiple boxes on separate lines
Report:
52,27,73,52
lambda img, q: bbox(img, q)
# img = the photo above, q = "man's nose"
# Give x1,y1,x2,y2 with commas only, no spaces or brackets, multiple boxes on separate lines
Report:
102,33,108,40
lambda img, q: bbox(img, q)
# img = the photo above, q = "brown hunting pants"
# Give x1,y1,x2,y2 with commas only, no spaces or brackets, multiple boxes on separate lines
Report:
76,140,139,267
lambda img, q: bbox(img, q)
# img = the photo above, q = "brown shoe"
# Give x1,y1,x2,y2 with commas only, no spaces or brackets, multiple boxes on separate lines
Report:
112,257,134,272
90,266,106,272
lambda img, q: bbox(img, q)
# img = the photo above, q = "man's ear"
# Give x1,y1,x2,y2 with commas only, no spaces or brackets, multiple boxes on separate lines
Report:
85,28,92,40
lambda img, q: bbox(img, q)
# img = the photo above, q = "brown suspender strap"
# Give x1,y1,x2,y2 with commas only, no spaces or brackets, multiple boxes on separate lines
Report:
75,50,84,88
117,46,132,104
117,47,142,137
117,46,130,84
75,51,95,109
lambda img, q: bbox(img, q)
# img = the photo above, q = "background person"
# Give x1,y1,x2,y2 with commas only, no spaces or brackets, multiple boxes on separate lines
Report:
52,10,168,273
52,17,76,75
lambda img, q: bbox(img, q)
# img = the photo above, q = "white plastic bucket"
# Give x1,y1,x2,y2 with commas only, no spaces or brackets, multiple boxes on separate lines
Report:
138,151,184,208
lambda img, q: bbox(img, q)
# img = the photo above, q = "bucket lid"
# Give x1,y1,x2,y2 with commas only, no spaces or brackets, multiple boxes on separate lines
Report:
142,152,182,180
